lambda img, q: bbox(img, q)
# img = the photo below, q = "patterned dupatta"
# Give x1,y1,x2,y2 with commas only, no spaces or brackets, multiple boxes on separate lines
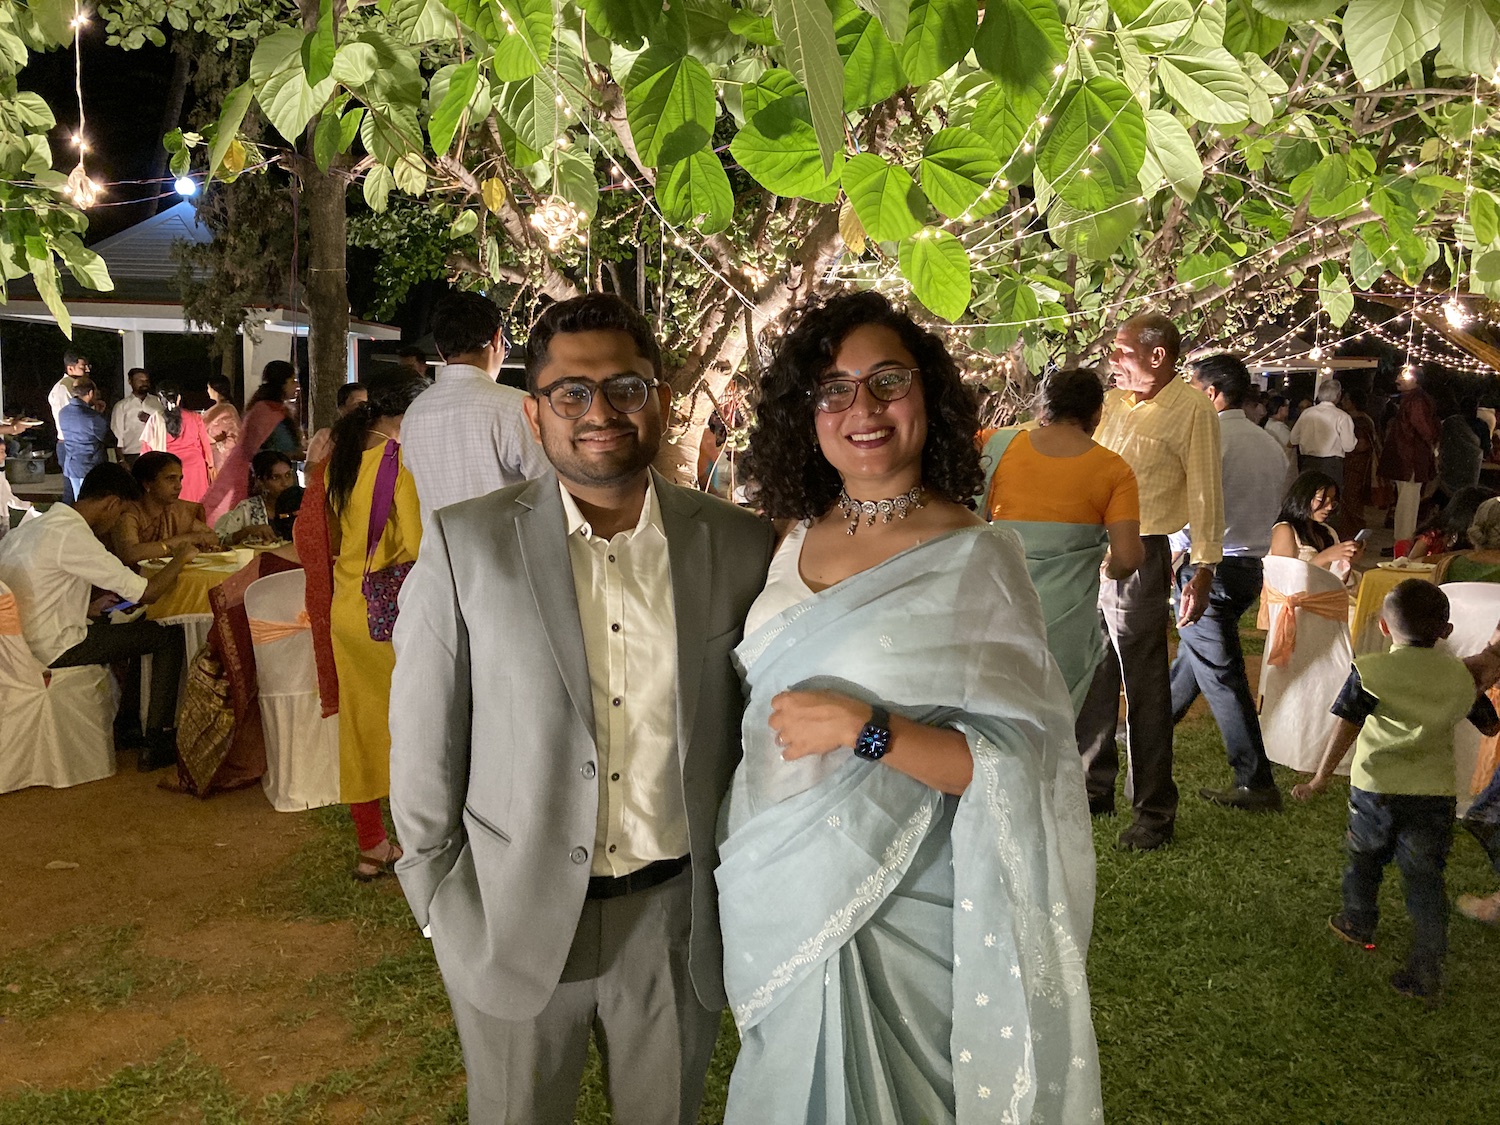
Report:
717,527,1101,1125
294,461,339,717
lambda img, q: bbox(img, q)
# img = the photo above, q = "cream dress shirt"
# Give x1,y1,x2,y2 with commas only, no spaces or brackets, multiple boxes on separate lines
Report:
560,479,688,877
0,504,148,665
110,394,165,456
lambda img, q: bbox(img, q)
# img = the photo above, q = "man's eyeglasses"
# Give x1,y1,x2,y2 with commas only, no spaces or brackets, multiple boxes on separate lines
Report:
812,367,917,414
536,375,660,419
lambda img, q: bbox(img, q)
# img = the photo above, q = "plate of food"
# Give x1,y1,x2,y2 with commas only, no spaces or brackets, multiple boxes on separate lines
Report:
1376,558,1437,571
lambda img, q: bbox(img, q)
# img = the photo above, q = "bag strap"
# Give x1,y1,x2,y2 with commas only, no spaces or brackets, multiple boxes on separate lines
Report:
974,427,1023,516
364,440,401,577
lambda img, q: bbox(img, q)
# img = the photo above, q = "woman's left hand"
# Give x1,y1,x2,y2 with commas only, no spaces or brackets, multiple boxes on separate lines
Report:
770,690,871,760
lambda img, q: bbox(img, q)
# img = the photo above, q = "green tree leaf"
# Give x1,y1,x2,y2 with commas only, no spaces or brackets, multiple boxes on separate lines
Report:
301,0,337,87
1156,43,1251,123
729,11,781,46
919,127,1002,218
494,0,554,81
552,145,601,220
1178,250,1233,288
898,228,971,321
972,79,1045,170
659,147,735,232
1225,0,1287,57
498,76,558,156
313,106,341,172
770,0,846,176
626,46,718,166
1139,108,1202,201
1473,190,1500,246
1437,0,1500,76
331,43,379,87
26,246,69,338
1124,0,1195,48
1048,199,1142,260
729,96,844,200
584,0,663,48
842,152,926,241
52,233,112,292
393,151,428,196
429,59,480,155
854,0,909,42
900,0,978,85
1474,248,1500,281
450,210,480,238
986,272,1041,349
29,0,76,47
259,57,336,143
207,82,254,182
1344,0,1443,90
1038,77,1147,211
974,0,1065,98
1319,260,1354,326
834,0,906,111
1248,0,1342,19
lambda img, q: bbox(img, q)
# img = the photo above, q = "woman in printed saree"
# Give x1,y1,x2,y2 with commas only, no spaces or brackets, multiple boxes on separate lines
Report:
722,292,1101,1124
979,368,1144,711
325,371,423,882
202,375,241,474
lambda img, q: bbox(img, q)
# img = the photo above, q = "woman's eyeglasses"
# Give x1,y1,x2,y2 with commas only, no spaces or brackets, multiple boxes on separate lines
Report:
812,368,917,414
536,375,660,419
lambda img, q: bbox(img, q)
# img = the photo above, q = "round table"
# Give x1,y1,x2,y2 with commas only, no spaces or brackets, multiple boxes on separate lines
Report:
142,550,261,619
1350,561,1438,653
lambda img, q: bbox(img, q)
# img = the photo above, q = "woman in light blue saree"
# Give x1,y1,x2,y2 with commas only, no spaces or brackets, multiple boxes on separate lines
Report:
721,293,1102,1124
978,369,1144,712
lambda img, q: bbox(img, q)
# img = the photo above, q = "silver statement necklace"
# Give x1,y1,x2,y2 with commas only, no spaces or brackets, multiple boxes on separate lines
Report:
836,485,926,535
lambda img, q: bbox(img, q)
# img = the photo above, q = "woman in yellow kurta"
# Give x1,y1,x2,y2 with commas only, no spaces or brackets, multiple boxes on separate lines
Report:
324,373,425,881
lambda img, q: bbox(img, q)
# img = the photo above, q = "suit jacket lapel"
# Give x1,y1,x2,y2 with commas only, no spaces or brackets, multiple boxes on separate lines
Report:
515,476,596,738
656,473,710,759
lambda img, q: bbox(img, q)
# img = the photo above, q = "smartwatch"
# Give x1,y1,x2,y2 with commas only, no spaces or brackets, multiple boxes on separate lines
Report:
853,704,893,762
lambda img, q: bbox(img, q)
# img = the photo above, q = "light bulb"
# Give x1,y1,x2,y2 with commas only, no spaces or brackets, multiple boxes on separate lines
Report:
174,175,197,197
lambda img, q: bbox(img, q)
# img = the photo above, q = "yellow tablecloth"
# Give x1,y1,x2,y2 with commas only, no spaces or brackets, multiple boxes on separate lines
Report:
143,551,256,619
1350,564,1438,653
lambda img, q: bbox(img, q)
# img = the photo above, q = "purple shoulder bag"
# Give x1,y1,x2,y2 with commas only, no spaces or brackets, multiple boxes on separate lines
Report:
362,441,413,642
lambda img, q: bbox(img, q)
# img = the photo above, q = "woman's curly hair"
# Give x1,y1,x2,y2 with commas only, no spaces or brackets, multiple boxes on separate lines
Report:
742,291,984,520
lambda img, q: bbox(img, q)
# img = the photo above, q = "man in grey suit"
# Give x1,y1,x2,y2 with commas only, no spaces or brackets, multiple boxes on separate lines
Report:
390,293,773,1124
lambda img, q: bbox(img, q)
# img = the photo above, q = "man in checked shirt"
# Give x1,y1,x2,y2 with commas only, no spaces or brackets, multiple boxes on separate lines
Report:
1077,312,1226,852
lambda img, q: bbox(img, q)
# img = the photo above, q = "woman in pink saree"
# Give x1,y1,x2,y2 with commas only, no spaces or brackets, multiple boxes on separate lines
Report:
203,375,241,473
202,361,304,524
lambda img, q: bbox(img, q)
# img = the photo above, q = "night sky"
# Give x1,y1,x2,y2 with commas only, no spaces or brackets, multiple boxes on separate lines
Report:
20,26,179,240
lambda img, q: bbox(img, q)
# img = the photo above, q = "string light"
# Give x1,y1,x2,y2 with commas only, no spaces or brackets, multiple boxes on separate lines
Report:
63,3,99,210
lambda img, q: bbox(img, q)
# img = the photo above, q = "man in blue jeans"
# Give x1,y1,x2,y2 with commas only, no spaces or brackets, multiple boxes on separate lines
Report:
57,379,110,500
1172,354,1289,810
1294,580,1500,1004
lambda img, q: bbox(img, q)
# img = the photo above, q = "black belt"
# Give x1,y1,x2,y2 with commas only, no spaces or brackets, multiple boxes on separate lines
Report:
586,855,689,900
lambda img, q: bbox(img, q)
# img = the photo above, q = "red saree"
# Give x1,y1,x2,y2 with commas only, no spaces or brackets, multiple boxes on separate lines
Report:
201,402,288,524
294,461,340,717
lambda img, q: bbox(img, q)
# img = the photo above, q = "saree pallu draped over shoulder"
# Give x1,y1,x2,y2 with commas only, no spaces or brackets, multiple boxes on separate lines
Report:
717,527,1102,1125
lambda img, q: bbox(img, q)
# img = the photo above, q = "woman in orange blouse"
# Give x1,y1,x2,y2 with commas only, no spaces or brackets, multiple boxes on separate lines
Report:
980,368,1144,709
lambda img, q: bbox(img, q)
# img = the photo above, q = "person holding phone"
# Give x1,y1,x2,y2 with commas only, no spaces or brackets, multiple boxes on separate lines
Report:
0,463,199,770
1269,471,1363,581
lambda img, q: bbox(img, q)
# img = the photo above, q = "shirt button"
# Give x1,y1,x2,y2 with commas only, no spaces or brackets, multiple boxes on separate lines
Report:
612,697,622,707
611,622,620,632
611,772,620,782
608,845,617,854
608,554,616,563
581,762,596,779
570,846,588,864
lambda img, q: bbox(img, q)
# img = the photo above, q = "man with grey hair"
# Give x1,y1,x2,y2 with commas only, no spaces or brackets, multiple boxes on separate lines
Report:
1289,378,1356,486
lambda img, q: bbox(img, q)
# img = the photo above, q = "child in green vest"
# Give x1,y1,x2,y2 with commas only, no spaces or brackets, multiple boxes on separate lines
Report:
1292,579,1500,1004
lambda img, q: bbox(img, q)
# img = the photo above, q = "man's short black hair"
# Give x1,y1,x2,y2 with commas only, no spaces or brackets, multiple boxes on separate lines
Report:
77,462,143,503
71,379,97,400
1190,353,1251,408
336,382,366,409
1383,579,1451,647
127,367,149,381
525,293,661,391
432,291,504,362
63,349,86,368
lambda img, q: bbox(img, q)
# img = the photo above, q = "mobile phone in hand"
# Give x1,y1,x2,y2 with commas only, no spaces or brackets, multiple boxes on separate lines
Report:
1354,529,1372,543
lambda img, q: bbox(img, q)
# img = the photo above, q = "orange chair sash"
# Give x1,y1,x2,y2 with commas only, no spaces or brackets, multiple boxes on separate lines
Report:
1473,684,1500,795
1258,584,1349,668
247,611,310,645
0,592,21,637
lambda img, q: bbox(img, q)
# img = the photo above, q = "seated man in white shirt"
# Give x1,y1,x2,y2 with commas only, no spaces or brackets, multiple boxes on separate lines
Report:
0,463,199,770
401,291,550,528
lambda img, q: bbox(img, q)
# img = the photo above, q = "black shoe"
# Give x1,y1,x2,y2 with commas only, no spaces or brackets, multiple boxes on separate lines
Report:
1390,967,1442,1008
1462,816,1500,853
1088,796,1116,818
1328,913,1376,948
136,728,178,773
1199,785,1284,812
1115,822,1174,852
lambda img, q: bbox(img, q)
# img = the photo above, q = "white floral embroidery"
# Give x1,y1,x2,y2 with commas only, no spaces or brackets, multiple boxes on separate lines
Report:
958,1049,972,1064
975,992,990,1007
826,814,841,828
1010,963,1021,978
1000,1026,1013,1039
954,954,961,967
983,933,996,947
1071,1056,1087,1070
977,1085,991,1099
1052,901,1066,917
732,799,935,1026
1048,1082,1061,1095
960,898,974,911
879,633,894,651
1091,1110,1103,1120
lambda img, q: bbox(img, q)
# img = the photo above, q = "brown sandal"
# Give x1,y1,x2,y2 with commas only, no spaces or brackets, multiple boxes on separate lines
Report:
352,842,403,883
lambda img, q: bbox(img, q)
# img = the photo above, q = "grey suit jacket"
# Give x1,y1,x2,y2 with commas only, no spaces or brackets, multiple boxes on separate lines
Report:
389,471,774,1021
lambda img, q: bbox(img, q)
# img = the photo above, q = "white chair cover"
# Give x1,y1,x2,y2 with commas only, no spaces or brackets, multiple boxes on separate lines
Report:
0,581,116,793
1437,582,1500,814
1260,556,1355,774
244,569,340,812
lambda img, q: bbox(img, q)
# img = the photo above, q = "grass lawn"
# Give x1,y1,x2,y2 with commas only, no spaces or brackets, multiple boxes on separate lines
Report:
2,710,1495,1123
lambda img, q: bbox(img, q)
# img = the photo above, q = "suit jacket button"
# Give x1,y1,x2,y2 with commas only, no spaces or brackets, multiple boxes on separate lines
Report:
582,761,596,779
571,846,588,864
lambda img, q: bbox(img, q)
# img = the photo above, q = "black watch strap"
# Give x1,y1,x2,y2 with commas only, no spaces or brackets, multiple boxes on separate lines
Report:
853,704,893,762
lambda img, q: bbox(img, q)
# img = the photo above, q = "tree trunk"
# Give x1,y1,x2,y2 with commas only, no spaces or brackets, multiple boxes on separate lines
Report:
302,154,348,435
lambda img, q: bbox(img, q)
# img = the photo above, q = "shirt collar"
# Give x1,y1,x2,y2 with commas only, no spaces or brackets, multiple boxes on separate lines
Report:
1218,408,1246,420
1125,375,1186,409
559,476,663,542
436,363,494,381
